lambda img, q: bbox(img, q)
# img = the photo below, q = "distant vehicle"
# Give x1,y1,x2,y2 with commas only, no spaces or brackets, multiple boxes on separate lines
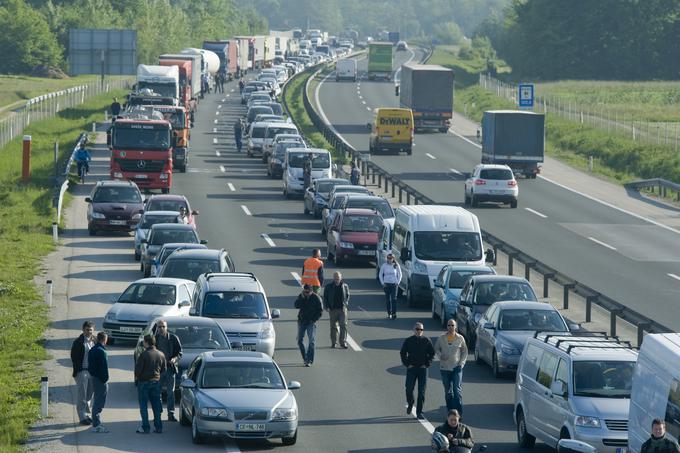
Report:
144,194,199,226
339,194,395,221
431,265,496,328
283,148,332,198
151,243,207,278
327,208,384,265
368,108,414,155
158,248,235,282
85,180,144,236
368,42,393,80
396,41,408,51
303,178,350,218
464,164,519,208
263,132,304,164
246,121,270,158
134,211,180,261
268,140,308,179
262,123,299,161
388,31,400,45
336,58,358,82
140,223,206,278
246,105,274,130
399,63,454,133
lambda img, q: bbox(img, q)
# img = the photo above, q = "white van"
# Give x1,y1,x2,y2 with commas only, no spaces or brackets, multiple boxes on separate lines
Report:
375,218,395,281
629,333,680,452
283,148,332,198
391,205,493,307
336,59,358,82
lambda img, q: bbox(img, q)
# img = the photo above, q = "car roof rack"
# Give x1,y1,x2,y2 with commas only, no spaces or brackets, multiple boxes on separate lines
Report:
537,332,634,355
205,272,256,281
566,343,633,354
534,331,610,340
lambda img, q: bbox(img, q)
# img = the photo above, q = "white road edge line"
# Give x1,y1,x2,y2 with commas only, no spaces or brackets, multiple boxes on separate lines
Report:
223,440,241,453
588,236,617,251
212,127,217,133
219,165,226,173
361,100,367,104
525,207,547,218
241,205,252,216
366,106,371,111
668,273,680,281
227,183,236,191
261,233,276,247
408,406,435,434
221,98,226,102
290,272,302,285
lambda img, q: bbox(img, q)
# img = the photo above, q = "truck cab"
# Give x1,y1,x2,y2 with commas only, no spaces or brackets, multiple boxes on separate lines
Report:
136,64,179,101
144,105,191,173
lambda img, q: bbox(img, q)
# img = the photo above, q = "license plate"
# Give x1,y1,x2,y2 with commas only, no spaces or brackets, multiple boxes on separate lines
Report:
616,449,627,453
357,250,374,256
109,220,127,225
380,136,392,141
234,345,255,351
236,423,265,431
135,174,148,179
120,326,142,333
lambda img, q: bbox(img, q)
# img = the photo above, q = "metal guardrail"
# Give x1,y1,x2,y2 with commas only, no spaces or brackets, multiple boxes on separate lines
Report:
55,132,88,225
295,52,672,346
625,178,680,200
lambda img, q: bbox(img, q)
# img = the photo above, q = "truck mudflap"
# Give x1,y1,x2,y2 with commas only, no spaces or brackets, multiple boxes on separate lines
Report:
173,147,188,172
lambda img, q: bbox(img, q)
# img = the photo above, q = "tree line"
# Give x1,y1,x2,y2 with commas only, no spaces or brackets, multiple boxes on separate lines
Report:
0,0,267,75
478,0,680,80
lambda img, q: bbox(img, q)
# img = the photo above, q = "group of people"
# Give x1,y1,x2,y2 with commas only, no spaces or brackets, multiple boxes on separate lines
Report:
70,319,182,434
214,70,227,94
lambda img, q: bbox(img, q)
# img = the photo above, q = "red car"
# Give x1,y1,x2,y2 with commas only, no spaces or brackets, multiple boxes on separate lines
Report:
326,208,383,265
143,194,199,226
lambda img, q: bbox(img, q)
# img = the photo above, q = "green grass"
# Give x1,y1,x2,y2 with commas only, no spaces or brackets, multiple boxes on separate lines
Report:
0,75,115,109
0,88,127,452
427,45,510,88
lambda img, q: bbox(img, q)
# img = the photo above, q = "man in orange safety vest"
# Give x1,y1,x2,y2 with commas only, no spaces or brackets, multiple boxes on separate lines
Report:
301,248,324,294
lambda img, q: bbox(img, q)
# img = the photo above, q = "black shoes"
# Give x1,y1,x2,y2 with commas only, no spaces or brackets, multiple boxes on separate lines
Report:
167,413,177,422
406,403,413,415
416,413,425,420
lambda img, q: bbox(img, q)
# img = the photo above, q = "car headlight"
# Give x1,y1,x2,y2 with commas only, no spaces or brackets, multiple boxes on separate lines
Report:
260,325,275,339
338,241,354,249
200,407,234,420
272,407,297,421
575,416,601,428
413,260,427,274
131,213,142,221
499,343,521,355
91,211,105,219
105,312,117,322
473,312,482,324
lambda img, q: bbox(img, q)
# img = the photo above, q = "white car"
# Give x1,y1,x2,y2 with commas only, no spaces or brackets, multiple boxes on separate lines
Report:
464,164,518,208
103,277,195,343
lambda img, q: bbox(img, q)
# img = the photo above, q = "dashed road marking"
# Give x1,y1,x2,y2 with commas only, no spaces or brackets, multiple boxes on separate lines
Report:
217,105,222,109
668,273,680,282
525,208,547,218
588,236,617,251
361,100,366,104
425,153,436,160
214,119,218,124
227,183,235,191
241,205,252,216
290,272,302,285
366,106,371,111
213,128,217,133
213,138,218,144
449,168,462,176
215,150,221,157
219,165,226,173
261,233,276,247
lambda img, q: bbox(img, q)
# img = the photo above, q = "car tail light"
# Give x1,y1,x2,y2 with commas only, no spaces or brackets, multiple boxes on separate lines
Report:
474,179,486,185
507,180,517,187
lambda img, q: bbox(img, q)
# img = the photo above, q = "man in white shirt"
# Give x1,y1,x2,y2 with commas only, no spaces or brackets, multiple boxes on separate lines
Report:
379,253,402,319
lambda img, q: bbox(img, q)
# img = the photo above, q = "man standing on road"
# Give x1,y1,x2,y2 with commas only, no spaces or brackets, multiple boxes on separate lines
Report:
379,253,402,319
301,248,324,294
134,334,167,434
295,284,323,367
303,152,313,190
400,322,435,419
234,118,244,153
323,271,350,349
434,319,468,417
239,79,245,94
70,320,95,425
110,97,121,119
154,320,182,422
350,161,360,185
87,332,110,433
641,419,680,453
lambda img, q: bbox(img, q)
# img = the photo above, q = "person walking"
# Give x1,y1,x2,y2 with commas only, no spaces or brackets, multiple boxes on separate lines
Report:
400,322,435,419
641,419,680,453
239,79,245,94
154,320,182,422
350,161,360,185
323,271,350,349
303,152,313,190
379,253,402,319
70,320,95,425
234,118,244,153
87,332,110,433
434,319,468,416
110,97,121,119
295,284,323,367
134,334,167,434
301,248,324,294
433,409,475,453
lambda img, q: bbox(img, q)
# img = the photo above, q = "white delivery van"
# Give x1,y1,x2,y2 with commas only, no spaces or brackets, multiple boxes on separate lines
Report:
629,333,680,453
391,205,494,307
283,148,332,198
336,58,358,82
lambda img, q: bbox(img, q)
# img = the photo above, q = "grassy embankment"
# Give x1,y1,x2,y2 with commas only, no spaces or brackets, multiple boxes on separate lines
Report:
429,46,680,187
0,88,126,452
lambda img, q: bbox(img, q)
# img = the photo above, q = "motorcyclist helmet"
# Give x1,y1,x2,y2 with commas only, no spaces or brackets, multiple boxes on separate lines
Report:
431,431,449,453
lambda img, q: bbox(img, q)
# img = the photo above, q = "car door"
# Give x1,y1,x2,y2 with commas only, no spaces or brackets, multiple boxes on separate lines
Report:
327,213,341,251
433,267,448,318
181,356,202,417
477,305,498,364
456,280,475,339
528,350,560,442
543,357,571,443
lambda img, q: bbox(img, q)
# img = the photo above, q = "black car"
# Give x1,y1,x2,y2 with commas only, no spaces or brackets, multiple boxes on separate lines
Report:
140,224,206,277
455,275,538,349
85,180,144,235
158,248,235,282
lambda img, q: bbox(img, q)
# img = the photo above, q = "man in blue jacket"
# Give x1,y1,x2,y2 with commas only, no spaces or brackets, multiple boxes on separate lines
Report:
87,332,110,433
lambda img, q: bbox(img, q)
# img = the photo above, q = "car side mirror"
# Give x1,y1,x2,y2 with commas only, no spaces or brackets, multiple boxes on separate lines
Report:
287,380,301,390
485,248,495,263
178,300,190,308
180,379,196,389
551,380,568,399
200,240,208,244
400,248,411,262
85,197,92,203
482,322,495,330
271,309,281,319
191,210,199,215
569,323,581,332
395,85,399,96
189,308,197,316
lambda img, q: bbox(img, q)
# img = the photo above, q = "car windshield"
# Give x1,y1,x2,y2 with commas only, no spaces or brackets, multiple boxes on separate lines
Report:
267,103,283,115
251,127,266,139
140,214,179,229
288,152,330,168
448,269,494,288
334,187,368,195
480,168,514,180
93,186,142,203
413,232,482,261
150,229,198,246
137,82,175,98
158,110,185,129
497,308,566,331
316,182,334,194
473,281,537,304
118,283,176,305
330,195,348,209
147,199,187,212
341,215,382,233
160,258,220,281
202,291,268,319
244,87,257,94
248,107,273,120
113,127,171,150
573,361,635,398
276,142,304,156
170,324,229,350
266,126,297,138
346,199,394,219
200,362,285,389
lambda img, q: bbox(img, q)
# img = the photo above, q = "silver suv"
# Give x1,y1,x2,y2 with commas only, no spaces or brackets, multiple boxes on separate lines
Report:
514,332,637,452
190,273,279,357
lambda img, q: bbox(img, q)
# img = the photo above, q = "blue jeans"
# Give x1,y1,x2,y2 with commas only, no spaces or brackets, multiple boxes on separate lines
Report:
440,367,464,415
297,322,317,364
159,369,176,414
91,378,108,428
405,366,427,415
384,284,398,316
235,134,243,152
138,380,163,432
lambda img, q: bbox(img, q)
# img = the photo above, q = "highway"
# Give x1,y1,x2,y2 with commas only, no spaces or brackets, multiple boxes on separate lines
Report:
314,48,680,332
33,73,557,452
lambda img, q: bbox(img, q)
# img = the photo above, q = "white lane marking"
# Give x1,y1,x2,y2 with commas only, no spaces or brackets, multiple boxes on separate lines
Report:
291,272,302,285
345,335,362,352
213,138,218,144
668,273,680,281
215,150,221,157
366,106,371,111
409,406,435,434
214,119,218,124
225,94,230,98
525,207,547,218
361,100,367,105
213,127,217,133
261,233,276,247
215,111,219,116
227,183,236,191
219,165,226,173
449,168,462,175
221,98,226,102
358,95,363,99
217,104,222,109
241,205,252,216
425,153,436,160
230,89,235,92
588,236,617,251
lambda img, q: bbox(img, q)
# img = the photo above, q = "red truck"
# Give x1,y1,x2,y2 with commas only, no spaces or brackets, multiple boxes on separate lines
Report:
158,58,192,112
108,118,173,193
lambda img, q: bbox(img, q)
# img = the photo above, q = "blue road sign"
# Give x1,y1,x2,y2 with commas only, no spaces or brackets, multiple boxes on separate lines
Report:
518,83,534,108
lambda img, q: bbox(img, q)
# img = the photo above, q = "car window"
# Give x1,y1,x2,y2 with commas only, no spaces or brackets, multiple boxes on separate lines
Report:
436,268,447,286
497,309,567,331
177,284,191,303
413,231,482,262
150,229,198,245
202,291,268,319
161,258,220,281
555,359,569,388
200,362,284,389
118,283,176,306
521,344,543,379
448,269,494,288
573,361,635,398
345,199,394,219
665,379,680,439
473,282,537,304
316,182,334,194
147,199,187,212
251,127,266,139
93,186,142,203
479,169,513,180
140,214,179,229
171,325,229,350
341,215,382,232
536,351,559,389
188,357,202,380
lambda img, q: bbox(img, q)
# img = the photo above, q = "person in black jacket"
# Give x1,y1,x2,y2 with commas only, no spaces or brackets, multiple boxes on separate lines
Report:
295,284,323,366
154,319,182,422
322,271,350,349
70,320,96,425
435,409,475,453
400,322,435,419
88,332,110,432
641,419,680,453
